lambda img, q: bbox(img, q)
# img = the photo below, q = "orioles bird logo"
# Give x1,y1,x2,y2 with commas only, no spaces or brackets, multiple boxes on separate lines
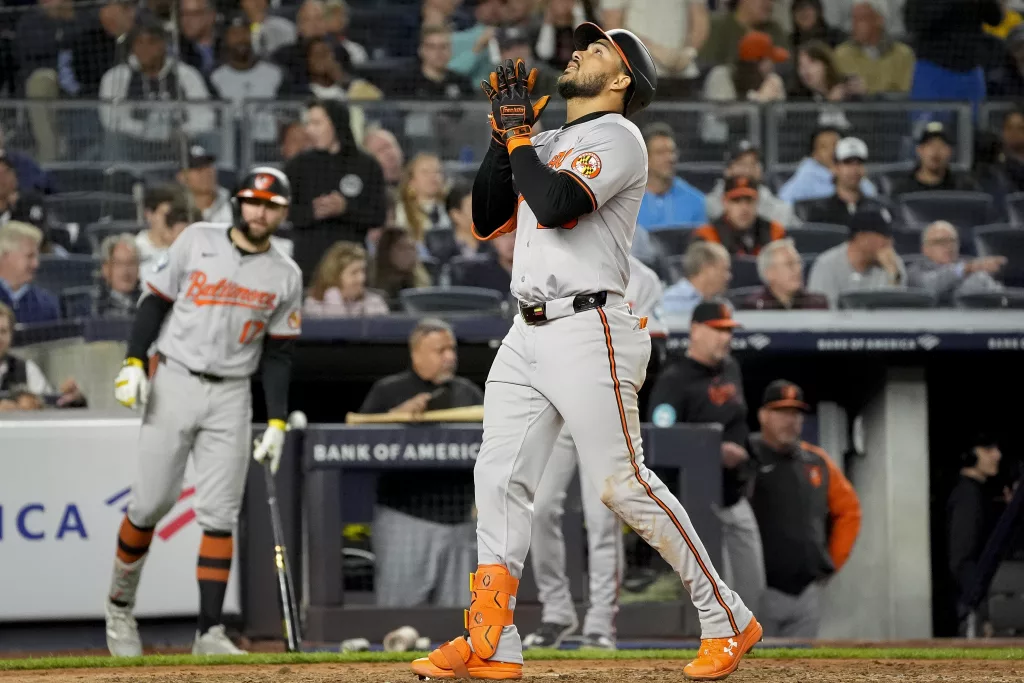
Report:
806,465,823,488
571,152,602,179
254,174,274,190
288,310,301,329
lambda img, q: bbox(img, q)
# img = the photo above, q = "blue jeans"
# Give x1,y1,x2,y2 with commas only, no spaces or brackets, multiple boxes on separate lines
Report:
910,59,985,120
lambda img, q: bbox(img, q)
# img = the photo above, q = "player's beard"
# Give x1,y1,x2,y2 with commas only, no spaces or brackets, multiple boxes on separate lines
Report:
557,69,612,100
239,220,274,248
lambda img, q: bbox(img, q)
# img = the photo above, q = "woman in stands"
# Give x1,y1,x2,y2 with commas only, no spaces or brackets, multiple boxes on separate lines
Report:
789,40,864,101
393,153,450,245
369,227,431,303
703,31,788,103
304,241,389,317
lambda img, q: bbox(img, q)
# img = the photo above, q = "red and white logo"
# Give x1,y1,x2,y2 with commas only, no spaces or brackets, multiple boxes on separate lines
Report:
253,174,274,190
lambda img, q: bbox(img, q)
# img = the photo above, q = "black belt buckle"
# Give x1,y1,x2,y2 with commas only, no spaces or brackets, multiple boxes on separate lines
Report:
520,291,608,325
520,302,548,325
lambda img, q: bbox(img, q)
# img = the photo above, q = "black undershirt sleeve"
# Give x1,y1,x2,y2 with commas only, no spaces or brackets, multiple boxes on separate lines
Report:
471,140,519,238
261,337,295,422
508,145,596,228
126,295,173,361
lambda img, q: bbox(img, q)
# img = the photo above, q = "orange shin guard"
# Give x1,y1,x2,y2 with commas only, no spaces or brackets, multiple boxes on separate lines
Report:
465,564,519,659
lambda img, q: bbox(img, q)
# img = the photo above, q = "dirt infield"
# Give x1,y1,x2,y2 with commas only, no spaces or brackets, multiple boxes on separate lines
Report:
2,659,1022,683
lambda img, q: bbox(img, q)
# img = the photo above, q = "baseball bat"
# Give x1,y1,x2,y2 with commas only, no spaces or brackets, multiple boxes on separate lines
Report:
344,405,485,425
263,412,305,652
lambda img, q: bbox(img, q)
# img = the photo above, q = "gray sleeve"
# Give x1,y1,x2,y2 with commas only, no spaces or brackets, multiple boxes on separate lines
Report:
144,227,195,300
907,262,963,296
806,256,839,308
959,271,1004,295
269,270,303,339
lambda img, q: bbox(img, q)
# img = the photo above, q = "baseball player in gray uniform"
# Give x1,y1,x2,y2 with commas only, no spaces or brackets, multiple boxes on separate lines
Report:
522,255,663,651
105,167,302,657
412,24,761,682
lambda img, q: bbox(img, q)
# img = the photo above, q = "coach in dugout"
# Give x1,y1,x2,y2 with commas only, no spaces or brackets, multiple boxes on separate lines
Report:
284,98,387,280
359,318,483,608
748,380,861,637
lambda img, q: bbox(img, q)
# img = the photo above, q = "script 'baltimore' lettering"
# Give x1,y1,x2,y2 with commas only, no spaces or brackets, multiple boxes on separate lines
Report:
183,272,278,310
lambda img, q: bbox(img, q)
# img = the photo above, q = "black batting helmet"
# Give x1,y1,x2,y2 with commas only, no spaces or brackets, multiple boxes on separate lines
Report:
572,22,657,118
235,166,291,206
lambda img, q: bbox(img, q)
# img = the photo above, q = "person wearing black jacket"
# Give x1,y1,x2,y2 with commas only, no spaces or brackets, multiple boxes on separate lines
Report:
889,122,982,198
801,136,888,227
904,0,1002,108
948,435,1004,636
283,99,387,280
647,301,766,622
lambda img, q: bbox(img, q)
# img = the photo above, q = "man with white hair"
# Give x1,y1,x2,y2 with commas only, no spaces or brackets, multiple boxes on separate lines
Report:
908,221,1005,304
740,238,829,310
94,233,142,317
0,221,59,323
662,241,732,317
833,0,915,95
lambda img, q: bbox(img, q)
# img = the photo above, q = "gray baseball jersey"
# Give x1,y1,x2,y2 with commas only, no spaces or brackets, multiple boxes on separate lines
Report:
145,223,303,378
511,114,648,302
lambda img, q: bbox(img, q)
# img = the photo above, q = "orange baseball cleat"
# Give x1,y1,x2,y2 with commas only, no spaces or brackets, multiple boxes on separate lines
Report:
410,636,522,680
683,615,763,681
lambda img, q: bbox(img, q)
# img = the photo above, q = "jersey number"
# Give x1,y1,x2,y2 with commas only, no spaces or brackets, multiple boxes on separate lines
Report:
239,320,266,345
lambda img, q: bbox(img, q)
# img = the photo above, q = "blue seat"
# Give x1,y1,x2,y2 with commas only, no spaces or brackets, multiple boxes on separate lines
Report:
44,193,138,225
399,286,505,315
974,224,1024,286
424,228,460,264
899,191,996,230
788,223,848,254
731,255,761,289
34,254,99,293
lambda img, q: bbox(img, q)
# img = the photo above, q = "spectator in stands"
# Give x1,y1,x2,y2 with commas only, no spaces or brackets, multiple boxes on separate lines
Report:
98,21,215,150
702,30,788,103
59,0,137,99
285,36,383,104
905,0,1001,109
0,155,49,231
271,0,329,84
823,0,904,37
833,0,915,96
807,208,906,307
304,241,389,316
369,227,432,301
324,0,368,66
458,231,514,295
242,0,297,58
178,0,219,76
535,0,584,76
448,0,503,86
210,15,284,145
908,221,1005,304
648,301,764,615
395,153,451,243
279,120,313,163
284,99,388,278
363,125,405,189
1001,107,1024,191
948,434,1004,636
389,25,474,99
972,130,1014,206
779,126,879,203
93,233,141,317
176,145,232,224
446,184,488,257
422,0,463,28
602,0,708,85
500,0,539,32
889,122,982,198
789,0,846,50
693,176,786,256
0,221,59,323
708,140,796,227
700,0,786,68
135,184,186,273
0,302,85,410
749,380,861,637
801,137,887,226
987,24,1024,98
359,318,483,608
788,40,865,101
0,125,53,195
662,241,732,316
636,123,706,230
740,238,829,310
496,26,560,98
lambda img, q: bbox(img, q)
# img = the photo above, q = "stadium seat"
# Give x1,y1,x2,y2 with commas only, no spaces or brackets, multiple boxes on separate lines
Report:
768,170,792,193
678,167,724,194
726,285,762,309
59,285,95,318
420,255,441,284
447,255,490,287
955,288,1024,309
44,193,139,225
898,191,996,230
399,286,505,315
47,225,75,252
646,225,697,256
838,287,937,310
1005,192,1024,226
423,228,460,263
877,163,916,198
86,221,145,253
974,224,1024,286
44,167,141,196
788,223,848,253
892,227,923,255
34,254,99,293
731,255,761,288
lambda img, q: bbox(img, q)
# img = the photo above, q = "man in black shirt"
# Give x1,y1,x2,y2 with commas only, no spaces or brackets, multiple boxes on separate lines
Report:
948,434,1003,636
388,24,474,99
359,318,484,608
890,122,982,198
647,301,765,615
802,137,887,227
284,99,388,281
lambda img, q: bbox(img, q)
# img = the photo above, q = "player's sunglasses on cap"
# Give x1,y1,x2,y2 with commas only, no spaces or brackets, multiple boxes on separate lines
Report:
723,175,759,201
761,379,810,411
691,301,742,330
